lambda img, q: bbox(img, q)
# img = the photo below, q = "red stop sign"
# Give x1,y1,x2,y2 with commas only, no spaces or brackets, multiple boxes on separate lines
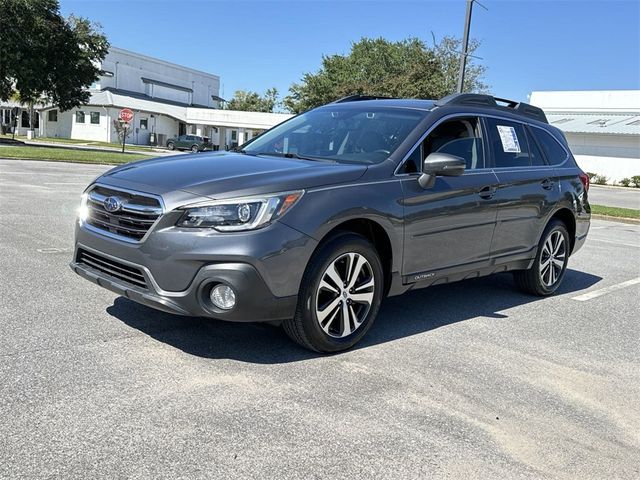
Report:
118,108,134,123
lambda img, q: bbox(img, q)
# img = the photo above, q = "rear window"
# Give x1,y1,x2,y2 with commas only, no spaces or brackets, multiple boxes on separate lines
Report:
525,128,546,167
485,118,531,168
531,127,568,165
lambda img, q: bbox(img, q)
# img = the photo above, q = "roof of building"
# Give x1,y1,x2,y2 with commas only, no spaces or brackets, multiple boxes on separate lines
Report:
530,90,640,114
38,90,293,129
547,113,640,135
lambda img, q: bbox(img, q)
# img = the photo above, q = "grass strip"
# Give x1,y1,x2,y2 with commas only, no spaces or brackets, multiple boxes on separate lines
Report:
0,145,149,164
0,134,158,153
591,204,640,220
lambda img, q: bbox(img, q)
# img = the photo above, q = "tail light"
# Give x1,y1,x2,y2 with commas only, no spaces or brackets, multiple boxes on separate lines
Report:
578,172,589,192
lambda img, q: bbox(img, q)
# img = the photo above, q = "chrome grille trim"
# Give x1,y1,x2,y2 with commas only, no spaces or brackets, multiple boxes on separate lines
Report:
77,248,148,289
83,184,164,243
87,190,163,215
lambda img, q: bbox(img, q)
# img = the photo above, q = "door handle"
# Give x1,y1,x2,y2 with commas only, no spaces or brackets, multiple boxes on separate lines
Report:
541,178,555,190
478,185,496,199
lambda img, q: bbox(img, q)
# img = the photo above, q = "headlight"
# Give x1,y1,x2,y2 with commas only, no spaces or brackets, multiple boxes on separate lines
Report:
78,192,89,225
176,190,304,231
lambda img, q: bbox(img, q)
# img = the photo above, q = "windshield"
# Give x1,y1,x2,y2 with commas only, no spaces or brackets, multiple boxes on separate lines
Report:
242,106,426,165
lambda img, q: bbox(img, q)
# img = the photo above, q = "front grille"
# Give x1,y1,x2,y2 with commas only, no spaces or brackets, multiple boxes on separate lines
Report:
85,185,163,241
77,249,148,289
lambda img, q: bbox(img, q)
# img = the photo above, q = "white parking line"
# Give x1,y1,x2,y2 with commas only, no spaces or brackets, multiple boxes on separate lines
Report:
43,182,87,185
589,238,640,248
572,277,640,302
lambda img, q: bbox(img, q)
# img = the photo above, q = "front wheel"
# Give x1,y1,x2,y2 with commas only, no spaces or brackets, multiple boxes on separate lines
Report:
167,142,175,150
514,219,570,296
283,233,384,352
191,144,199,153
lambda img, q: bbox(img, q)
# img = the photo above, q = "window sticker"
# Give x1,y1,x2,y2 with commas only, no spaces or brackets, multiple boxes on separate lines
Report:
496,125,521,153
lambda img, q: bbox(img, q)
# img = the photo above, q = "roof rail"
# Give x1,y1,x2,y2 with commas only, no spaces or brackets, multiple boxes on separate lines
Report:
333,94,396,103
435,93,548,123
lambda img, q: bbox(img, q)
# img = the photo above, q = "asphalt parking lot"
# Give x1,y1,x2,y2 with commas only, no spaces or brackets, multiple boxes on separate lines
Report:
588,184,640,209
1,159,639,480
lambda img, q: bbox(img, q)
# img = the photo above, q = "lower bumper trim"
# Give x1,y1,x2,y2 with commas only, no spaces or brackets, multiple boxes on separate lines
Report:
70,258,298,322
71,262,191,316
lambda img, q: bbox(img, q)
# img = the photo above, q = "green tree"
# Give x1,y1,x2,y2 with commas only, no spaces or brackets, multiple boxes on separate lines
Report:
0,0,109,111
283,36,488,114
227,88,279,113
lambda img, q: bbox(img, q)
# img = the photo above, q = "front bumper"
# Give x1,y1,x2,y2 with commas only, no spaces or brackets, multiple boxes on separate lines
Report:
70,245,297,322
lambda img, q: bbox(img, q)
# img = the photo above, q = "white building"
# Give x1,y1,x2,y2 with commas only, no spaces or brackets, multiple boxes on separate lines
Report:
31,47,292,148
530,90,640,182
1,100,41,137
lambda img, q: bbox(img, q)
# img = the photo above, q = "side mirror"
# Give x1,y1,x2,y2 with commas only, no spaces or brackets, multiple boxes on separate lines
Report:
418,152,466,189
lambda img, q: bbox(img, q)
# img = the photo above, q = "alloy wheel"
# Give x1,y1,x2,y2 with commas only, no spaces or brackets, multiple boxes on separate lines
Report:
539,230,566,287
315,252,375,338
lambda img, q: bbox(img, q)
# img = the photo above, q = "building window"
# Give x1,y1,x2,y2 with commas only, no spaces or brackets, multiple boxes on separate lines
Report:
140,118,148,130
19,111,39,129
76,111,85,123
48,110,58,122
90,112,100,124
231,130,237,141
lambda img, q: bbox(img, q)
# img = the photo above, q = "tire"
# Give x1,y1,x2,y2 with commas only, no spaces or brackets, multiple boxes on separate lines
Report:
191,144,199,153
513,219,570,296
283,233,384,353
167,142,175,150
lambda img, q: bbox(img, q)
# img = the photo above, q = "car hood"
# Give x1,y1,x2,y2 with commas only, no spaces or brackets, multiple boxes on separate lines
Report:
99,152,367,202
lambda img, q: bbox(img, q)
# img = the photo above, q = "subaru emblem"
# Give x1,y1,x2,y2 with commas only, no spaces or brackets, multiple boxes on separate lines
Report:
103,196,122,213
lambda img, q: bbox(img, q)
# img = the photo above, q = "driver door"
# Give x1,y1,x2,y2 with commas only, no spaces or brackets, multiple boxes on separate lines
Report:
401,116,499,279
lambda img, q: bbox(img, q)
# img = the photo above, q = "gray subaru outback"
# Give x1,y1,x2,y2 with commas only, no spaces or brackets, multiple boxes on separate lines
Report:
71,94,591,352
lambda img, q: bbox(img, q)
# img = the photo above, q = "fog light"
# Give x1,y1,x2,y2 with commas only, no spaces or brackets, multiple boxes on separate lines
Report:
210,284,236,310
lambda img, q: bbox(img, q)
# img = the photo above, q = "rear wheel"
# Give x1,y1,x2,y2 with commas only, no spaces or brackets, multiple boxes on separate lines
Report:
283,233,383,352
191,144,199,153
514,219,569,296
167,142,175,150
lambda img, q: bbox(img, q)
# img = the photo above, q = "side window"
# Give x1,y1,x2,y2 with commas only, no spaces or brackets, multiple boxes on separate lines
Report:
531,127,568,165
485,118,531,168
424,117,485,170
400,144,423,174
525,127,546,166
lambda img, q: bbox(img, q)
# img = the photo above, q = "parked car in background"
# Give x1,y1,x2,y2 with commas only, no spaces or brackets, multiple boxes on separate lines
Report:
166,135,211,152
71,93,591,352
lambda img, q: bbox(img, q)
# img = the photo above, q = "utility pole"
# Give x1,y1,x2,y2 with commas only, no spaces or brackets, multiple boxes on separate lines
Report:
457,0,474,93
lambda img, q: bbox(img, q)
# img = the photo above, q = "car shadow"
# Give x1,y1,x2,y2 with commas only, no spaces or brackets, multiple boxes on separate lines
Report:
106,269,602,364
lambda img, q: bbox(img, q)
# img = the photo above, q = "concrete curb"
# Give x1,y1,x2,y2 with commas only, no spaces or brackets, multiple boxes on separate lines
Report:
590,184,640,192
0,156,126,166
592,214,640,225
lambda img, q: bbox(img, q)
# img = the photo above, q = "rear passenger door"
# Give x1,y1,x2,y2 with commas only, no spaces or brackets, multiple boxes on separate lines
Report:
485,117,560,260
401,115,499,278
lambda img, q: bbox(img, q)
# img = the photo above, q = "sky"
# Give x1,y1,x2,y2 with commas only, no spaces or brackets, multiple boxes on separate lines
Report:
60,0,640,105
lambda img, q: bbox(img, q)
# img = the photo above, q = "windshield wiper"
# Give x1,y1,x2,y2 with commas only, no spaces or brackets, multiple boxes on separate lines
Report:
232,148,258,156
255,152,336,163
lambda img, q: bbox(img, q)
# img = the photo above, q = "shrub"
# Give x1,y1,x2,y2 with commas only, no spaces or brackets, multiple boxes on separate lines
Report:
619,178,632,187
631,175,640,188
586,172,598,181
592,174,609,185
